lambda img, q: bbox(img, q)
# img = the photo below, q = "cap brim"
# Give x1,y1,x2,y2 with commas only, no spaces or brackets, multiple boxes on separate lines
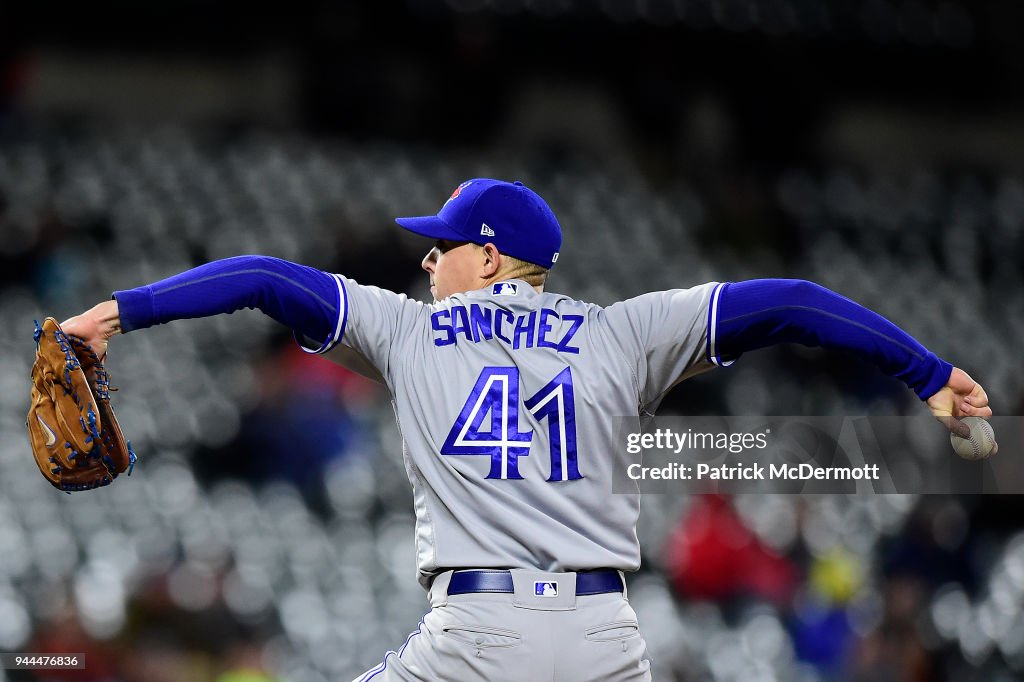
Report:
395,215,467,241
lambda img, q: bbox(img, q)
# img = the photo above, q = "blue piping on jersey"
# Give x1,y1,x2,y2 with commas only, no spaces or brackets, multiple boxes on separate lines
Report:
356,654,390,682
357,615,427,681
398,617,426,656
705,282,733,368
297,273,349,355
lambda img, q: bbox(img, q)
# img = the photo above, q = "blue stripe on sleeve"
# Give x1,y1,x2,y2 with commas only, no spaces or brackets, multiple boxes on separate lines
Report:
711,279,952,400
294,273,349,355
113,255,345,352
705,282,734,368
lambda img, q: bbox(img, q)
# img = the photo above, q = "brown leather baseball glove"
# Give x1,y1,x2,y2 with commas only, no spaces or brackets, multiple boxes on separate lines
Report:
27,317,137,492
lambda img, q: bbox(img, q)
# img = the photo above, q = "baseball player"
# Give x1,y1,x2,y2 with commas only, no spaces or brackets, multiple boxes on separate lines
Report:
62,178,991,681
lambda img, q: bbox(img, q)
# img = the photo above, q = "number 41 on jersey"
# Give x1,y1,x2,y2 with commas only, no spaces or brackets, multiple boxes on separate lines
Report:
441,367,582,482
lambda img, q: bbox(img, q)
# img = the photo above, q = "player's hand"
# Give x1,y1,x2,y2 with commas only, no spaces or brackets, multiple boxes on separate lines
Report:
926,367,993,441
60,300,122,362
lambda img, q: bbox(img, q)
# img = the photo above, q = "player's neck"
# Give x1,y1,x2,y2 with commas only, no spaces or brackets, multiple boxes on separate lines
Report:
479,275,544,294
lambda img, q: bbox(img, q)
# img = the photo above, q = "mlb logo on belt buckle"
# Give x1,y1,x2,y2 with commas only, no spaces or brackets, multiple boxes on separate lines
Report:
534,581,558,597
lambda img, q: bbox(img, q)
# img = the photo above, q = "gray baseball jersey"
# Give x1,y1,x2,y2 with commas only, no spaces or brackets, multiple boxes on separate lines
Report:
311,276,721,588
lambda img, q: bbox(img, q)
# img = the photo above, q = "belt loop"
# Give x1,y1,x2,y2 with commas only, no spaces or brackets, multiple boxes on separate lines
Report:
618,570,627,599
429,570,452,607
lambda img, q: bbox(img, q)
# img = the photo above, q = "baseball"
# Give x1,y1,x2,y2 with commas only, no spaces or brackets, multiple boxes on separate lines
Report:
950,417,997,460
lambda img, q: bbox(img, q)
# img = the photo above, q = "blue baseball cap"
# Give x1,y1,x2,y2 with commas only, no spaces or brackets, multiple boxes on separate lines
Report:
395,178,562,268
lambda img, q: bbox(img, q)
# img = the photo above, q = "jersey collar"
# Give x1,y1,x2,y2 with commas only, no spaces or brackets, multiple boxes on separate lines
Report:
464,279,536,300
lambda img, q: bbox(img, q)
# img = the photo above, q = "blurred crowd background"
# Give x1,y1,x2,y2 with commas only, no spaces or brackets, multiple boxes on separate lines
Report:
0,1,1022,681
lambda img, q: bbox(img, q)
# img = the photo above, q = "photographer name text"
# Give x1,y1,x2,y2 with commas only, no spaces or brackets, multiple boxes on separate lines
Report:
626,462,881,481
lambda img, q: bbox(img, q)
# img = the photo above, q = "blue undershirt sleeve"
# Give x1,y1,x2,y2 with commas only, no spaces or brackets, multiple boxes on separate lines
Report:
112,255,344,351
708,279,952,400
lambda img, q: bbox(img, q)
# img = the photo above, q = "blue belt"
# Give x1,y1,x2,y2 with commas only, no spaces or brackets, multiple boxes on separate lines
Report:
447,569,623,596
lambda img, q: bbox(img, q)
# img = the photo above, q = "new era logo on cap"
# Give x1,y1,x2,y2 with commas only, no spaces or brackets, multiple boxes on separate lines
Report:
481,223,495,237
534,581,558,597
492,282,518,296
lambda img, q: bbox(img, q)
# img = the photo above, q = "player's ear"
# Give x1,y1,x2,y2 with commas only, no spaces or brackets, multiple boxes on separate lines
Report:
480,243,501,278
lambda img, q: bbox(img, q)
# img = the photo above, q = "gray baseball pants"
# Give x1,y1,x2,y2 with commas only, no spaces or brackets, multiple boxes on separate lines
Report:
353,569,652,682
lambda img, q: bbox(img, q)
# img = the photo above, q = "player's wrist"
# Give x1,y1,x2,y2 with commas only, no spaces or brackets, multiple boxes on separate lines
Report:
913,353,953,401
111,287,152,333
